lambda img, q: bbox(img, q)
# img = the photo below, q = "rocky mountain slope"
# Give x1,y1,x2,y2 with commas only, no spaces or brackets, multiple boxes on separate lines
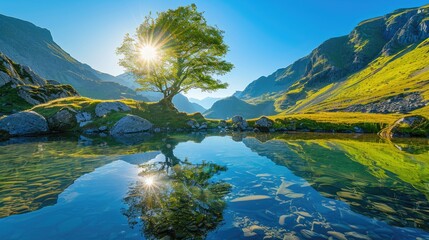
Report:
225,4,429,118
0,14,145,101
0,52,78,114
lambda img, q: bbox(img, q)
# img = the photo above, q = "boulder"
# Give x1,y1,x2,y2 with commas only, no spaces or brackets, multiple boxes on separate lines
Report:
0,111,48,136
254,116,274,132
186,120,200,129
231,115,248,131
218,120,227,127
198,122,208,130
75,112,92,127
98,126,108,132
110,114,153,135
47,108,77,131
95,102,131,117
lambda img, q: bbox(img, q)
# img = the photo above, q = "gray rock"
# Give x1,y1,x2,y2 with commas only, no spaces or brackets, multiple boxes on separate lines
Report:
76,112,92,127
110,114,153,135
95,102,131,117
218,120,227,127
353,126,364,133
199,122,208,130
231,115,248,131
47,108,77,131
0,111,48,136
186,120,200,129
83,128,98,134
341,92,427,114
98,126,108,132
254,116,274,132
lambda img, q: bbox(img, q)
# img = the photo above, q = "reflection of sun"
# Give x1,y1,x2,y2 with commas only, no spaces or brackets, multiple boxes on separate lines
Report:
139,45,158,61
144,176,155,186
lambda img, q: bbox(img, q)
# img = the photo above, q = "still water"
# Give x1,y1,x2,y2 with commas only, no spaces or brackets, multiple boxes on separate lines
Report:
0,133,428,239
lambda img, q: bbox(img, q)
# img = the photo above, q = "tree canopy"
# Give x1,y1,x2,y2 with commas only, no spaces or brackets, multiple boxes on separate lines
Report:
117,4,233,104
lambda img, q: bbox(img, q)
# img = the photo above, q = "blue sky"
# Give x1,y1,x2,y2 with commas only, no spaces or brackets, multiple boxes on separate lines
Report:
1,0,428,99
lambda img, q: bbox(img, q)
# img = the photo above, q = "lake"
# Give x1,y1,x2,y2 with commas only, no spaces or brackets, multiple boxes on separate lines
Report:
0,133,428,239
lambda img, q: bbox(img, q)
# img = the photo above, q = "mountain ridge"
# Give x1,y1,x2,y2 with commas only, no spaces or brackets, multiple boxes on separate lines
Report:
210,4,429,119
0,13,146,101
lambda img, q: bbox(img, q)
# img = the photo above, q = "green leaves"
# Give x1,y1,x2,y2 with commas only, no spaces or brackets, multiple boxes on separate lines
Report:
117,4,233,102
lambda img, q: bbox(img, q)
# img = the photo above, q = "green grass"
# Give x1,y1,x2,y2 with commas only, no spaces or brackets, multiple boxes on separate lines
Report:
281,38,429,114
31,97,211,131
0,84,32,114
245,112,400,133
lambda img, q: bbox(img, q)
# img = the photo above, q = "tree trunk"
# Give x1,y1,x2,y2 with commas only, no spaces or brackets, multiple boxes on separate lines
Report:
159,93,176,110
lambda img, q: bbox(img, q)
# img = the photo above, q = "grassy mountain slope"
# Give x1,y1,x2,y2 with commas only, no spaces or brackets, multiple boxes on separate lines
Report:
237,57,309,103
0,14,145,100
276,5,429,113
231,5,429,120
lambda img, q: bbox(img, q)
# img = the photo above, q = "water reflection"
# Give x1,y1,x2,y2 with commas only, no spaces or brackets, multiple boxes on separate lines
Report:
0,133,428,240
123,155,231,239
240,134,429,231
0,134,204,218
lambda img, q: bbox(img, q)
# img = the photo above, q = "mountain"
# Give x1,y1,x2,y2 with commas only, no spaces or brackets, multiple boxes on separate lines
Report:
0,14,146,101
115,73,206,113
0,52,78,114
236,5,429,116
188,97,222,109
203,96,275,119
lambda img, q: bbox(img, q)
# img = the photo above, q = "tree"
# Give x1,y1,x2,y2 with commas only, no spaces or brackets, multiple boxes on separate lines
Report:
117,4,233,106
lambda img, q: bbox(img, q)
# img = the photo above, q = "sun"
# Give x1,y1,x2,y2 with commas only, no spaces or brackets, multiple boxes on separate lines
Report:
139,45,158,61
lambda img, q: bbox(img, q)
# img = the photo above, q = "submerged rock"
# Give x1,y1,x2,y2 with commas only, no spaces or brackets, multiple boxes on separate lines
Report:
0,111,48,136
110,114,153,135
95,101,131,117
231,195,271,202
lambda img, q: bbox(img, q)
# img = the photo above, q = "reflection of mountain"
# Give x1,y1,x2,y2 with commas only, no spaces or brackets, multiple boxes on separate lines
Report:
242,135,429,230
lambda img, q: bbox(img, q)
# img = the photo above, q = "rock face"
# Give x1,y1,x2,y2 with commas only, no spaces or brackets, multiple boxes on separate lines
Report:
0,111,48,136
232,115,248,131
0,14,147,101
47,108,77,131
95,102,131,117
0,52,79,114
110,114,153,135
16,85,78,106
254,116,274,132
341,92,427,113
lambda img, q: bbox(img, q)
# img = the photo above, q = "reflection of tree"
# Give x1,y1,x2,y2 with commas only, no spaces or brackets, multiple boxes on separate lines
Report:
123,147,231,239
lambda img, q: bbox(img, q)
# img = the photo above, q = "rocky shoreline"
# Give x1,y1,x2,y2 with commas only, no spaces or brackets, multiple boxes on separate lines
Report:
1,101,428,142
